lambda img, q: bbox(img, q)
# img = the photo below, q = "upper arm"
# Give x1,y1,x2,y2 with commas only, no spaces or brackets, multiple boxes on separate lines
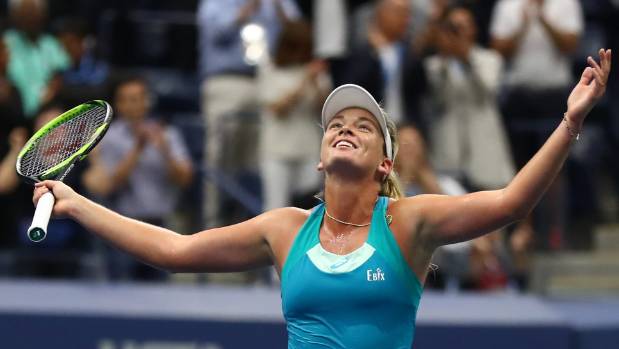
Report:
170,214,271,273
168,208,301,273
402,190,518,249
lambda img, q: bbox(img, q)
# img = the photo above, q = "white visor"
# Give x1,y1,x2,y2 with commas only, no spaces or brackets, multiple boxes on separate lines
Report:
321,84,393,160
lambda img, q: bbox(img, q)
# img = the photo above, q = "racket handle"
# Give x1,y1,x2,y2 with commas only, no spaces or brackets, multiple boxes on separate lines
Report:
27,191,55,242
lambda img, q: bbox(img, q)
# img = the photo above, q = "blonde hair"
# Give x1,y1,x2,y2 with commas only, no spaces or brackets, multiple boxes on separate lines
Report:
378,112,403,199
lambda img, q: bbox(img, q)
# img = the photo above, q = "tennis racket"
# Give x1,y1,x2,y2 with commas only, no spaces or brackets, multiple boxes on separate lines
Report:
16,100,113,242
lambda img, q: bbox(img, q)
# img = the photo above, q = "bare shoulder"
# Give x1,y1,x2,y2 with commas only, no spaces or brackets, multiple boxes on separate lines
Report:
260,206,312,244
389,194,444,216
260,206,311,228
261,207,313,271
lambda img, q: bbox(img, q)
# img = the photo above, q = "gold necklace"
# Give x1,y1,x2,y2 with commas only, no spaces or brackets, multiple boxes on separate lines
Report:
324,208,371,227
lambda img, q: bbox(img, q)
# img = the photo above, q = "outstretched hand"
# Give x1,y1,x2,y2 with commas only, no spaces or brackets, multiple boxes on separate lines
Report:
567,49,612,125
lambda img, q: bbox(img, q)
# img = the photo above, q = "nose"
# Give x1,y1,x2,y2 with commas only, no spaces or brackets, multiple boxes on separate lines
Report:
338,125,353,136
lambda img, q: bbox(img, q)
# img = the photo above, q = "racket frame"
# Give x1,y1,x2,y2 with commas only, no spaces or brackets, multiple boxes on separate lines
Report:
16,100,113,182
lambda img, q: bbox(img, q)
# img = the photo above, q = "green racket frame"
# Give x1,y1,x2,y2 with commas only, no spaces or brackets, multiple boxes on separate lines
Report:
16,100,112,182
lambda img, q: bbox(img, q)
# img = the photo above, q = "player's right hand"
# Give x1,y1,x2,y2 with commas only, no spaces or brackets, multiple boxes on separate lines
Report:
33,180,77,218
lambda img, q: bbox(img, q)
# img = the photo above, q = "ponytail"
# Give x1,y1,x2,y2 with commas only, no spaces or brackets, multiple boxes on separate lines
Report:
379,112,403,199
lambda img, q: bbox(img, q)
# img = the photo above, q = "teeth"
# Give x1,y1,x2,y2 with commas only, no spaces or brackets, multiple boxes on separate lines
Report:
336,140,354,148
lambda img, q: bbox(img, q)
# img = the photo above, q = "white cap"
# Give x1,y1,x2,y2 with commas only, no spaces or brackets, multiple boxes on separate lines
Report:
321,84,393,160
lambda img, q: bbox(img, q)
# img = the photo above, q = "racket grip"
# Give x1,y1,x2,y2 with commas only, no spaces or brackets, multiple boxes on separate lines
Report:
27,191,55,242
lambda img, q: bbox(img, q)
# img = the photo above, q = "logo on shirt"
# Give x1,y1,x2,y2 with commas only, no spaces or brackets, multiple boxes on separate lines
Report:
366,268,385,281
329,256,351,270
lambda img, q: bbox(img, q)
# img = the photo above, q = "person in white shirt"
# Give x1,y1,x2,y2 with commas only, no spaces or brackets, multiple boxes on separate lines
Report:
490,0,582,89
489,0,584,250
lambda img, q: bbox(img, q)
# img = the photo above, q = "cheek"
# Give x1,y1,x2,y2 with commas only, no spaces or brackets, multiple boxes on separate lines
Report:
367,136,386,158
320,134,333,153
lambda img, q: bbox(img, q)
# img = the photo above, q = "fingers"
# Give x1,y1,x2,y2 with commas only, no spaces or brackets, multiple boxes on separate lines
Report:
33,180,57,203
587,49,612,91
587,55,602,74
587,56,605,84
34,180,57,189
595,48,612,76
587,60,605,87
601,48,612,74
579,67,594,85
32,183,51,205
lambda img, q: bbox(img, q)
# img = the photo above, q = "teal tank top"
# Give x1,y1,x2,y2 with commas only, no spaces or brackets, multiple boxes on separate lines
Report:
281,197,423,349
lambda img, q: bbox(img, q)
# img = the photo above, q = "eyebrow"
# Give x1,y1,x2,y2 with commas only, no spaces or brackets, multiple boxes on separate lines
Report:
357,116,378,125
329,115,344,123
329,114,378,127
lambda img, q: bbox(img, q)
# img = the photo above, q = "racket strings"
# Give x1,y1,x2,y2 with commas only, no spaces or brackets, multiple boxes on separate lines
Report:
19,107,107,177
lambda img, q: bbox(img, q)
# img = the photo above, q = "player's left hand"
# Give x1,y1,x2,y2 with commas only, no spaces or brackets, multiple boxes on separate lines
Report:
566,48,611,126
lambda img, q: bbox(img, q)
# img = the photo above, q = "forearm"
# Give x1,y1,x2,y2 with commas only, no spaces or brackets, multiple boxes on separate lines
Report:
502,117,575,218
70,194,182,270
111,147,141,189
164,154,193,188
491,27,526,59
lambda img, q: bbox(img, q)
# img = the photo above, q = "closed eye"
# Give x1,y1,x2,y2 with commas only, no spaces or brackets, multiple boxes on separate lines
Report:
358,123,373,132
328,122,343,130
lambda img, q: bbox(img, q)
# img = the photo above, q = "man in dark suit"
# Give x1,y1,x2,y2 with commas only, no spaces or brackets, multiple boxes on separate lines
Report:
330,0,427,131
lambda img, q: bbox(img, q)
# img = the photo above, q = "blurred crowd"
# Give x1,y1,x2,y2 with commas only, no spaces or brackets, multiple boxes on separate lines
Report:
0,0,618,293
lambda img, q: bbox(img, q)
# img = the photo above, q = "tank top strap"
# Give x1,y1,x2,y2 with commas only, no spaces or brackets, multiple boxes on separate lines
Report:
281,203,324,286
367,196,390,244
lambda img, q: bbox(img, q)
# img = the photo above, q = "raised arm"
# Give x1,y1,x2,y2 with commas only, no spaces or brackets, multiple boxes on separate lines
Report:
32,180,274,273
410,49,611,248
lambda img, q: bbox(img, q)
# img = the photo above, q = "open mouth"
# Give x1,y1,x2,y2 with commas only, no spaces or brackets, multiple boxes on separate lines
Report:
333,139,357,149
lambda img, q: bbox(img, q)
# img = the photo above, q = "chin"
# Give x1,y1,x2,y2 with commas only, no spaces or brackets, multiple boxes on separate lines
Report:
324,156,368,180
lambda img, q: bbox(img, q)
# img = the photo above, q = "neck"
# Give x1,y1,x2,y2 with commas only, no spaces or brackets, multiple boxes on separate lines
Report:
323,175,379,228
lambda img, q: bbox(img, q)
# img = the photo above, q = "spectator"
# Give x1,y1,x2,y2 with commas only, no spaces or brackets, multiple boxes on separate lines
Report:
0,126,28,258
0,34,27,252
396,124,459,197
82,76,193,281
490,0,584,250
0,127,26,194
0,35,23,128
197,0,299,227
3,0,70,117
54,17,111,107
425,5,515,190
332,0,427,128
257,20,329,211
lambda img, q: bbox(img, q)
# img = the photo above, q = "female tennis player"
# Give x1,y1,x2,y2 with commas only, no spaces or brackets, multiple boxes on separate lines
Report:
33,49,611,348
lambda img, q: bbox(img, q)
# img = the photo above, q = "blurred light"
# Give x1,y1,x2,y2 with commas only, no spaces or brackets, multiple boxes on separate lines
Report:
241,23,265,43
245,45,266,65
241,23,266,66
